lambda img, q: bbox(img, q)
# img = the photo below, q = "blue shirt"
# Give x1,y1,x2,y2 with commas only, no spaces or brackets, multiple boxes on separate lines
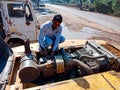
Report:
38,21,62,51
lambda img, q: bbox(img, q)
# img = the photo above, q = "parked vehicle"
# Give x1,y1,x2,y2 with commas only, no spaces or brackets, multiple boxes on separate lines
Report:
39,1,45,7
80,0,95,11
0,0,40,47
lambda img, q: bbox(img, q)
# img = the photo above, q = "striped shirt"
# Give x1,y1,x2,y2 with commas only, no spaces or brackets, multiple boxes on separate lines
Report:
38,21,62,51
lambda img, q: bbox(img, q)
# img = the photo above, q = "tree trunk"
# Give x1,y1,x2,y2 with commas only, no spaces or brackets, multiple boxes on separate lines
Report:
79,0,83,10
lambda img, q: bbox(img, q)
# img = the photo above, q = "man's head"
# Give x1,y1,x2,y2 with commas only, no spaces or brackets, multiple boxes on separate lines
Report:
52,14,62,30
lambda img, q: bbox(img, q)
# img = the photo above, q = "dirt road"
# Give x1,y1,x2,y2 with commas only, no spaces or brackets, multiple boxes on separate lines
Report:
36,4,120,50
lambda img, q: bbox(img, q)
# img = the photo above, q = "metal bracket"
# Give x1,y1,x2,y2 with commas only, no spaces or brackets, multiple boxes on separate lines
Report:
55,55,65,74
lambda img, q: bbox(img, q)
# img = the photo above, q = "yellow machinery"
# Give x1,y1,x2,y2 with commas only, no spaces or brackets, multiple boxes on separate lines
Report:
0,39,119,90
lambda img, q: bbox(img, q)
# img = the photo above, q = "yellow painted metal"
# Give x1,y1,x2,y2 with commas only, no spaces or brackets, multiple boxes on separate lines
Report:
12,40,106,57
102,71,120,90
24,71,120,90
41,73,114,90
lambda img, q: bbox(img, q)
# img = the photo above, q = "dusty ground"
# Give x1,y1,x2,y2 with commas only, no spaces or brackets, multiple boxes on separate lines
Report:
36,5,120,50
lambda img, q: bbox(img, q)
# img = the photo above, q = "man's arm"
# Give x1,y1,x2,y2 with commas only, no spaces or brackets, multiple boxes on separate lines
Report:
38,25,47,50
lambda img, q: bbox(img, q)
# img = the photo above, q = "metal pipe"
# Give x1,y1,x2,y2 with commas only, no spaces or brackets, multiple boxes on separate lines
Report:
79,54,108,60
67,59,93,75
37,58,93,75
24,39,31,54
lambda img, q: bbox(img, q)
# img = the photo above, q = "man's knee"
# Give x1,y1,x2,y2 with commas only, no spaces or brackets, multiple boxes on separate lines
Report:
60,36,65,43
44,37,53,47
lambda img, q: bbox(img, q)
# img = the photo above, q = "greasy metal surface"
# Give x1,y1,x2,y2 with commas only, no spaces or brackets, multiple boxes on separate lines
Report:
55,56,65,73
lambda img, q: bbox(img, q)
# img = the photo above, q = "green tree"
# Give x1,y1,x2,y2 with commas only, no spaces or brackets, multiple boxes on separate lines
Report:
112,0,120,16
63,0,70,3
79,0,83,9
94,0,113,14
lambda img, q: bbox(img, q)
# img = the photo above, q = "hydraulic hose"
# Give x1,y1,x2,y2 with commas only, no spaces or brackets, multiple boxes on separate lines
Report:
79,54,107,60
67,59,93,75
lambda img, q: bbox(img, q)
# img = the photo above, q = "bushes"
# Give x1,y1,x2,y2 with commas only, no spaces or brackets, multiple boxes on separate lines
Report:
94,0,120,16
112,0,120,16
94,0,113,14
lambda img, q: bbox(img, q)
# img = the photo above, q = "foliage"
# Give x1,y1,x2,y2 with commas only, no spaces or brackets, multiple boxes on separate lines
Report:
63,0,70,3
83,0,88,2
94,0,120,16
76,0,120,16
94,0,113,14
112,0,120,16
32,0,120,16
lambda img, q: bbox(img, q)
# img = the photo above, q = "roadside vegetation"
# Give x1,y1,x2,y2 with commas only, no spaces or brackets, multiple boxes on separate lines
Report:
66,0,120,17
32,0,120,17
93,0,120,16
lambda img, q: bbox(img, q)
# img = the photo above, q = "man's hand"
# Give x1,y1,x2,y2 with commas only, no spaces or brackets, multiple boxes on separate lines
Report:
43,50,48,56
49,51,55,59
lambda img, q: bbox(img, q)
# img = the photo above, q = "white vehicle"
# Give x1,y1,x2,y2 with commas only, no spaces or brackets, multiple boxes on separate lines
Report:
39,1,45,7
0,0,40,46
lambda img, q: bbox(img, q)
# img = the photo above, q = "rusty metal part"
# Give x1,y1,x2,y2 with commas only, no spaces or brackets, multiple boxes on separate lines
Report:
37,61,56,77
55,56,65,74
24,39,31,54
102,44,120,58
5,32,31,54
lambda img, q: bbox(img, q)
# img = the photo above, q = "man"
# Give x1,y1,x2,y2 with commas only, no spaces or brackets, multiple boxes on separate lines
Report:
38,14,65,57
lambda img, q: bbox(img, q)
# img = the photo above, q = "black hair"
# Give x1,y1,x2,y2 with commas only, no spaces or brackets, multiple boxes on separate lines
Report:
53,14,62,23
